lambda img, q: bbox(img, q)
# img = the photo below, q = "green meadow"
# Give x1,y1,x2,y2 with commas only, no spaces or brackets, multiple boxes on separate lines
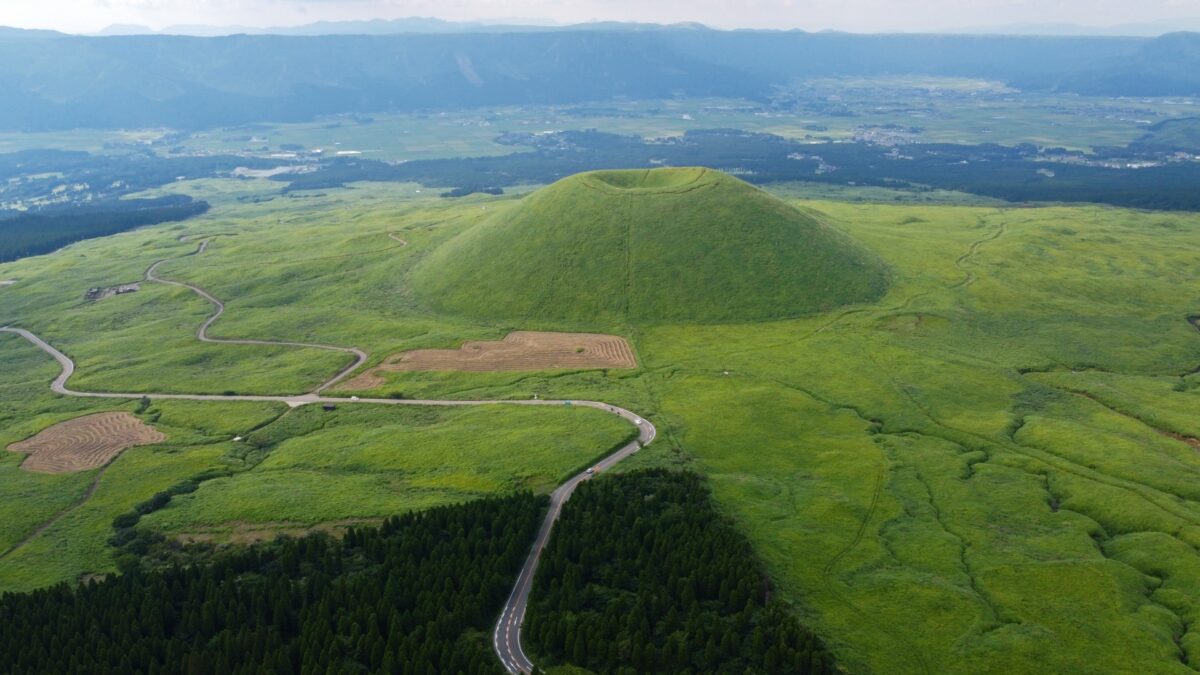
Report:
1,169,1199,674
140,404,632,535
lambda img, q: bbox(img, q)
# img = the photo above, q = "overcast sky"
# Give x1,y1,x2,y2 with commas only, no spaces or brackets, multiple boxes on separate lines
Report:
3,0,1199,34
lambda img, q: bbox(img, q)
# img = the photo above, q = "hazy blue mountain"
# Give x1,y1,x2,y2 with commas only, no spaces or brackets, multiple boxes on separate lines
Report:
153,18,541,37
957,19,1200,37
0,31,764,130
0,26,61,39
0,29,1197,131
90,18,702,38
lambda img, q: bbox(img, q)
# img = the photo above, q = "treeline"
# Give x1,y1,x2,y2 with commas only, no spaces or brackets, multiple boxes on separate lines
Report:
0,149,277,208
526,470,835,674
0,196,209,263
0,493,545,675
278,129,1200,211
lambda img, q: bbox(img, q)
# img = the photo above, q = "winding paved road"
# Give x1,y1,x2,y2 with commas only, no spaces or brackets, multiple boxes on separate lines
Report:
495,407,655,674
145,239,368,393
0,234,654,674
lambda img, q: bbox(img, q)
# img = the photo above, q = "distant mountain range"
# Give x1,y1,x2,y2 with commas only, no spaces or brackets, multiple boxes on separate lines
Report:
79,17,1200,39
0,27,1196,131
92,18,710,37
959,19,1200,37
95,18,556,37
5,17,1200,39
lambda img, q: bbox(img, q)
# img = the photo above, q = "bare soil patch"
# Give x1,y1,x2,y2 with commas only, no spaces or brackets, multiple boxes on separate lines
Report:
343,331,637,389
1164,430,1200,450
7,412,166,473
84,283,139,301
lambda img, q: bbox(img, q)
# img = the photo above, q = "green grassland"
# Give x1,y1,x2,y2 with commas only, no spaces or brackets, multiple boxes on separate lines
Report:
635,202,1200,674
2,168,1200,674
141,404,630,535
0,330,629,590
0,354,288,591
412,168,889,326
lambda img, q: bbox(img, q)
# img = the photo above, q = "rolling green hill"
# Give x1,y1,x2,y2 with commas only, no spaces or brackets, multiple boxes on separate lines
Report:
411,168,889,326
1134,116,1200,152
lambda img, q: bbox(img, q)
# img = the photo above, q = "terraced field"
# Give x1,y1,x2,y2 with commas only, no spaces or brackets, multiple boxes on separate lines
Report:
7,411,165,473
344,331,637,388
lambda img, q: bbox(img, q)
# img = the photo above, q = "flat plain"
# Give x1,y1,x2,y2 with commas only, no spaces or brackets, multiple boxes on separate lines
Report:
1,165,1199,675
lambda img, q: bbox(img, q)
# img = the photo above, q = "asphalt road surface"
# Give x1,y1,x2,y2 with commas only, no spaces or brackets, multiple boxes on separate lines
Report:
493,406,655,674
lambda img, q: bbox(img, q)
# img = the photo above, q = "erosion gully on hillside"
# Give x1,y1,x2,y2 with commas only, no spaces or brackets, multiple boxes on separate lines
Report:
0,234,656,675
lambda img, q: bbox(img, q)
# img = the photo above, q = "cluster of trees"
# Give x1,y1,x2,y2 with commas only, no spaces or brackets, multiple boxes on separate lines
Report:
0,148,293,262
0,196,209,263
0,493,545,675
0,149,275,206
526,469,834,674
279,128,1200,211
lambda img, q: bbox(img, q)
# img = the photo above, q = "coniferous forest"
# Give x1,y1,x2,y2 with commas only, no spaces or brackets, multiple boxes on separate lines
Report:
525,470,835,675
0,493,544,675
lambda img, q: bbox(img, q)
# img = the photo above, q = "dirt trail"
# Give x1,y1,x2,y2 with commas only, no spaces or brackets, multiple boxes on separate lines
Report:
950,219,1006,290
0,463,112,562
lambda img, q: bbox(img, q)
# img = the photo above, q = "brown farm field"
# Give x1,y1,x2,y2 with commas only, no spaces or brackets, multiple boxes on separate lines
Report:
7,412,166,473
342,331,637,388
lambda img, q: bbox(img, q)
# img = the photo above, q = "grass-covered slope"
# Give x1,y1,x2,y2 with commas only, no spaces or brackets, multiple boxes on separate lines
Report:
411,168,889,326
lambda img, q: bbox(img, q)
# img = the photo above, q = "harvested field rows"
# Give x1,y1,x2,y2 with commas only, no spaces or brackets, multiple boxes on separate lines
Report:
343,331,637,389
7,412,166,473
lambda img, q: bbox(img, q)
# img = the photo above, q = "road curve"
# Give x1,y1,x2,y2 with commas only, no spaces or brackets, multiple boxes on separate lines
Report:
495,408,655,674
144,239,369,393
1,325,654,673
1,231,652,673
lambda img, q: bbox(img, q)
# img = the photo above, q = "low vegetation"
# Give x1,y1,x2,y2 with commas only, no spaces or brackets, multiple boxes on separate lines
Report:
2,167,1200,674
139,404,632,535
412,168,889,326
